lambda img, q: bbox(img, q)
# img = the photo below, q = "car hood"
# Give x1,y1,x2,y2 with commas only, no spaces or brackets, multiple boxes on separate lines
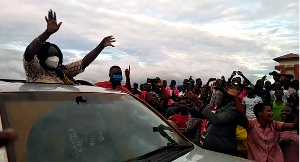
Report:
173,144,251,162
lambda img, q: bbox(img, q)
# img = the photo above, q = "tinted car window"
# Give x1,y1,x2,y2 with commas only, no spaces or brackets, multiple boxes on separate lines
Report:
0,92,187,161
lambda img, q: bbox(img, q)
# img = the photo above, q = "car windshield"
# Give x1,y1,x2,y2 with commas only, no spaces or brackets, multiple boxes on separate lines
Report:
0,92,189,161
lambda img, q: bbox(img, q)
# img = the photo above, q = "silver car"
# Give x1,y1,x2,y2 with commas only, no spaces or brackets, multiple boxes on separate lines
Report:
0,80,249,162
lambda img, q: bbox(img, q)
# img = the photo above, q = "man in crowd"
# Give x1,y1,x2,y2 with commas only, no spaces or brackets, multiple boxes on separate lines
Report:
169,99,190,134
271,89,287,121
279,104,299,162
242,85,263,120
95,66,131,93
144,78,169,115
165,101,180,119
141,83,152,101
131,83,142,98
196,78,202,88
163,80,167,88
166,80,179,106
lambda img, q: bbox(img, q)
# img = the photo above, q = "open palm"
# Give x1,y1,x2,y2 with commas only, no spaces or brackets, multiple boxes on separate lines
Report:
223,86,239,97
45,10,62,34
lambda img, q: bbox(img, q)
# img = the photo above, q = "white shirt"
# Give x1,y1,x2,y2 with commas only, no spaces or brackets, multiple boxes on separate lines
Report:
243,96,263,120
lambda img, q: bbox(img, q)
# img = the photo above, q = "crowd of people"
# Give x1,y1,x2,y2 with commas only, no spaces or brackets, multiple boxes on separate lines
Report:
0,9,297,162
127,72,299,162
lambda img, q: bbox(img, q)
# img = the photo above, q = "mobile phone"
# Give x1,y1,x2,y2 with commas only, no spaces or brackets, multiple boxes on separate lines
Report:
147,78,158,84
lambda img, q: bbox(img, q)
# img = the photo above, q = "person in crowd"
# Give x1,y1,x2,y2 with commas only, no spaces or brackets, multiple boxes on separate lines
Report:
265,81,272,92
169,99,190,134
131,83,142,98
236,125,248,159
196,78,202,88
178,82,187,97
165,101,180,119
236,102,298,162
208,81,223,107
270,81,282,101
279,104,299,162
282,78,291,102
291,80,299,94
139,83,144,92
141,83,152,101
185,112,203,144
163,80,167,88
254,79,271,103
24,10,115,84
193,84,201,97
287,88,299,107
166,80,179,106
199,86,209,106
95,65,131,93
243,85,263,120
144,78,168,115
185,85,241,156
271,89,287,121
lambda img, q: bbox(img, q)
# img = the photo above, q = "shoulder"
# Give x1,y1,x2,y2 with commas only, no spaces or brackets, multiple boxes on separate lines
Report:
95,81,111,87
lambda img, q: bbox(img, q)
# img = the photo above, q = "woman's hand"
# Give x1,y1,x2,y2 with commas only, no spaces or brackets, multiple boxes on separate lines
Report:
45,9,62,34
100,36,116,48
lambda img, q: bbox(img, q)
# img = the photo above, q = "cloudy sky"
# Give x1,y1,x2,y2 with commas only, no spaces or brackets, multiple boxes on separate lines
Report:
0,0,298,85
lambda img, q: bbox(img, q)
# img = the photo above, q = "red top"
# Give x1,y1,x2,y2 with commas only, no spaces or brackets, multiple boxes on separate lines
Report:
95,81,131,94
141,91,147,101
170,113,190,131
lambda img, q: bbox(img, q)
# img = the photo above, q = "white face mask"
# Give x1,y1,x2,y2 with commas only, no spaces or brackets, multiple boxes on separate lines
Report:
45,56,59,69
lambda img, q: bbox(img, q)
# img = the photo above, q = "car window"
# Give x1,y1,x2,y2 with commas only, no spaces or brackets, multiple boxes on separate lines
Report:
0,92,187,161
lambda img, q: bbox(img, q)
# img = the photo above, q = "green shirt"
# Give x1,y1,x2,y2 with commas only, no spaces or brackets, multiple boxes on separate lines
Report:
272,101,286,122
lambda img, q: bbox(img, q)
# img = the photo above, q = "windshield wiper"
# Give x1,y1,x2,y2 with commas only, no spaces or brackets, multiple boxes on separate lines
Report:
125,142,193,162
125,124,193,162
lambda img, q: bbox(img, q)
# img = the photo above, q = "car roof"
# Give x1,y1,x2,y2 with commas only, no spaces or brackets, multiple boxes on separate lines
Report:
0,81,126,94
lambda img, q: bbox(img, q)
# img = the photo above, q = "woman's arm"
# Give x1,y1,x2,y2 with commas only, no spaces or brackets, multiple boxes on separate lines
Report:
81,36,115,69
24,10,61,62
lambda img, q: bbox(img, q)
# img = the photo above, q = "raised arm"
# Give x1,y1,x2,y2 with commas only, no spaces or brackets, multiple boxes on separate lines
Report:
124,66,131,90
205,78,216,86
156,78,169,110
227,71,236,83
223,85,249,129
281,111,299,132
81,36,115,69
237,71,251,85
24,10,62,62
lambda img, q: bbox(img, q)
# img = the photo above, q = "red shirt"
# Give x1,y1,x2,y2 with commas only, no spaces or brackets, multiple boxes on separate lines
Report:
95,81,131,94
141,91,147,101
247,119,284,162
170,113,190,131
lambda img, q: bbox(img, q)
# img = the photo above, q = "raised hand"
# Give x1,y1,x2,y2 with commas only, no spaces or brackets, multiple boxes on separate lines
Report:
156,77,163,87
223,85,239,97
125,65,130,77
237,71,243,75
231,71,236,77
185,91,199,103
100,35,116,48
45,9,62,34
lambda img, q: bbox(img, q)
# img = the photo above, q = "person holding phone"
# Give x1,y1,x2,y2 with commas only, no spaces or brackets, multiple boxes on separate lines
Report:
145,78,169,115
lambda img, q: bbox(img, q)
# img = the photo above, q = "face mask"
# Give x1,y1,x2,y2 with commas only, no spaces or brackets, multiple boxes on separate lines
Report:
45,56,59,69
112,74,123,84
